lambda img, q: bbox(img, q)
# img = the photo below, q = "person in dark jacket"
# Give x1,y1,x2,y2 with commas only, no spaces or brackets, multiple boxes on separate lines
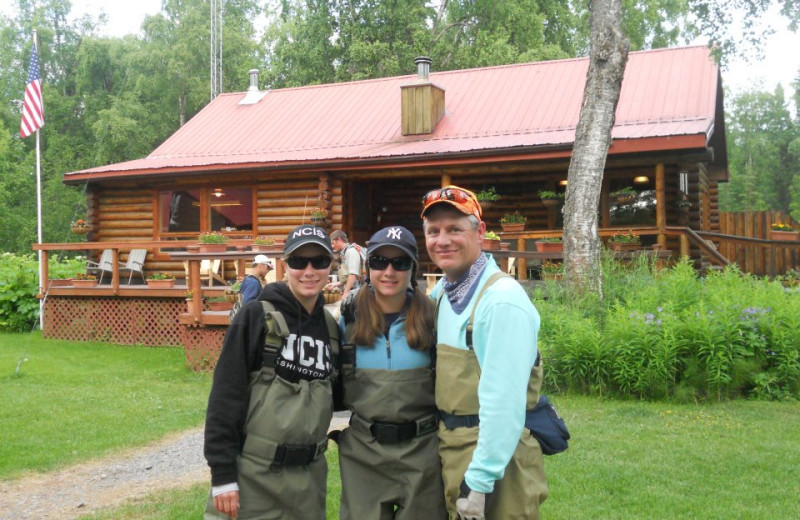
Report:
204,225,338,520
238,254,273,305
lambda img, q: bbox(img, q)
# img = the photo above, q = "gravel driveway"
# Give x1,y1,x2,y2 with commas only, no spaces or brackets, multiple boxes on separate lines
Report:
0,413,351,520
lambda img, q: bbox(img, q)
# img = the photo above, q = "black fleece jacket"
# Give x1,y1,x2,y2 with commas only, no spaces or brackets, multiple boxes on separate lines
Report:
203,282,333,486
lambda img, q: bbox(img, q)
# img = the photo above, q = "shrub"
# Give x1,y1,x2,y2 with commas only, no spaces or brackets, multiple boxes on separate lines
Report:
533,257,800,401
0,253,85,332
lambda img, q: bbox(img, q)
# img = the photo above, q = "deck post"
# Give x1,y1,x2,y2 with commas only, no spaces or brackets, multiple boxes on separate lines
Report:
656,163,666,248
111,249,120,294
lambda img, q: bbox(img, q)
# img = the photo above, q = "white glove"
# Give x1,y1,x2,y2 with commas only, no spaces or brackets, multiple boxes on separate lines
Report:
456,481,486,520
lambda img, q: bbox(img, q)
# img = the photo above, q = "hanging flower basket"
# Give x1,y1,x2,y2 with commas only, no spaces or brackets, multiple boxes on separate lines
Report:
542,198,561,208
615,194,636,205
310,216,327,226
70,225,90,235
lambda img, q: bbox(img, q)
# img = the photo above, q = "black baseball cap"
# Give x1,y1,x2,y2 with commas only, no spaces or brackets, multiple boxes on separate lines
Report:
366,226,418,260
283,225,333,256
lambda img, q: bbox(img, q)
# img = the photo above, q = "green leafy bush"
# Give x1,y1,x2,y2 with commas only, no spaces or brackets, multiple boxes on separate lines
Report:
534,256,800,401
0,253,85,332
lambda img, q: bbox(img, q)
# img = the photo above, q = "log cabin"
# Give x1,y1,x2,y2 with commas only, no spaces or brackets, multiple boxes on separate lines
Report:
37,45,747,367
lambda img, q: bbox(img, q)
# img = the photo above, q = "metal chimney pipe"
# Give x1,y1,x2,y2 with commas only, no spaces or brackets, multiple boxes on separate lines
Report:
248,69,259,91
415,56,432,81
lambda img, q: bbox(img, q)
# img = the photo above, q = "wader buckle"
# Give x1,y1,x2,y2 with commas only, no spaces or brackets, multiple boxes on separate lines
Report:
370,413,438,444
273,440,327,466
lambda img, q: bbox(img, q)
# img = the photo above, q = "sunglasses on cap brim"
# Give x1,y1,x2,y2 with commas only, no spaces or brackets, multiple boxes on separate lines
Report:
367,255,414,271
421,186,481,218
285,255,332,270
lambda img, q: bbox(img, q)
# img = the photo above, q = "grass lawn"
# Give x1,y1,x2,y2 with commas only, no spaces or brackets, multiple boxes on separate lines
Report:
0,332,211,479
4,333,799,519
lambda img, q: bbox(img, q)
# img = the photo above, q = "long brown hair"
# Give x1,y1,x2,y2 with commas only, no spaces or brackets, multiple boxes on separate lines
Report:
351,267,435,350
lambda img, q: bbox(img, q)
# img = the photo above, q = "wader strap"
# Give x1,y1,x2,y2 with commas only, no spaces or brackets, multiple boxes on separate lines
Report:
465,271,509,350
260,301,290,382
341,321,356,377
439,411,480,430
323,308,341,379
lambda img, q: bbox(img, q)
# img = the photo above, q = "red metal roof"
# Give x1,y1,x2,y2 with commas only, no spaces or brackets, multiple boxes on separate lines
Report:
66,45,722,181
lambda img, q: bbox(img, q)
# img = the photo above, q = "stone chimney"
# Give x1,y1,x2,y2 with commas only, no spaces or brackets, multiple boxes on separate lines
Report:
401,57,445,135
239,69,267,105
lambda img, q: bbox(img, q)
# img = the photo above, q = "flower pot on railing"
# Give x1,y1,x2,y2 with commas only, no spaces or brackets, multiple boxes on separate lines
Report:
482,240,500,251
207,300,234,312
500,223,525,233
535,240,563,253
199,243,228,253
71,278,97,288
609,241,641,251
146,278,176,289
770,230,800,241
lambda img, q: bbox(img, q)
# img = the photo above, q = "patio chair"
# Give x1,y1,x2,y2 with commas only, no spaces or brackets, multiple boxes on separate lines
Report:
183,259,226,287
120,249,148,284
86,249,115,284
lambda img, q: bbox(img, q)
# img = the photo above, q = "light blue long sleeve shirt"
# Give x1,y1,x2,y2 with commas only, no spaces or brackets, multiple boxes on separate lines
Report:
430,256,540,493
337,314,431,370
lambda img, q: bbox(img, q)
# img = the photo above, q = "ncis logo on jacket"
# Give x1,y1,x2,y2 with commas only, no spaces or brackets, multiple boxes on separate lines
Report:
276,334,332,380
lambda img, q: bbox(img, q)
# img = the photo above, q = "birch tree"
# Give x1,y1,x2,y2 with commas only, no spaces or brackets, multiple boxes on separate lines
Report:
562,0,629,297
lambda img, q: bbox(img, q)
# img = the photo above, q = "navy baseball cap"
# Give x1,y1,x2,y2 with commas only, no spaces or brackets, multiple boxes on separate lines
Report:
283,225,333,256
366,226,418,260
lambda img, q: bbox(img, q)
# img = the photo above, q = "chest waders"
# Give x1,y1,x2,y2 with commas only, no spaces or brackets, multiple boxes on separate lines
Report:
205,302,340,520
336,320,447,520
435,272,548,520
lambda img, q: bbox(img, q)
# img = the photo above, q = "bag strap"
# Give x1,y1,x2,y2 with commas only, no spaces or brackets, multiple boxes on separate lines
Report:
466,271,509,350
323,308,341,380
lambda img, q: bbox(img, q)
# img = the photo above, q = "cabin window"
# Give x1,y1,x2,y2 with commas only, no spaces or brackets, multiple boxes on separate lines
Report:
158,187,253,236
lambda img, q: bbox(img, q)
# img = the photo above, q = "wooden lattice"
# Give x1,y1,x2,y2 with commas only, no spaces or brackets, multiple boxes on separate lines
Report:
181,326,228,372
43,296,185,347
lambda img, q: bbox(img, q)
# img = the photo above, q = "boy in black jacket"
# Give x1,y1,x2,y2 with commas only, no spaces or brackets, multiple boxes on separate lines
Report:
204,225,338,520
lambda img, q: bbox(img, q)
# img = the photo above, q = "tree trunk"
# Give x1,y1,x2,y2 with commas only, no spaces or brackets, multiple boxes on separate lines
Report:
563,0,629,297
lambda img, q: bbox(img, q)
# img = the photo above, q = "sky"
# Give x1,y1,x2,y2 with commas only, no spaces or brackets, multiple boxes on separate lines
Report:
4,0,799,98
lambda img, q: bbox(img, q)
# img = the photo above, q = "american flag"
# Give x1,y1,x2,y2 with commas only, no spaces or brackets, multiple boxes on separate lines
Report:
20,45,44,139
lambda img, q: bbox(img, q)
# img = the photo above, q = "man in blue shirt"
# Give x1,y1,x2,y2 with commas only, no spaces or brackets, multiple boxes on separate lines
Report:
422,185,548,519
239,254,272,305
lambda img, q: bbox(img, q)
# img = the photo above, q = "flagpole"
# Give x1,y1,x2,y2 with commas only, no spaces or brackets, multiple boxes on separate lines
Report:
34,30,44,331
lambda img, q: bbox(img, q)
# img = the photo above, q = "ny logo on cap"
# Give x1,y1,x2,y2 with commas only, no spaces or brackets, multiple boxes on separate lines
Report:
386,227,403,240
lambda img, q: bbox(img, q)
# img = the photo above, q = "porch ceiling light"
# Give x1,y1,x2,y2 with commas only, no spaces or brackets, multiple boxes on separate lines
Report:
213,188,225,198
559,180,568,186
633,176,649,184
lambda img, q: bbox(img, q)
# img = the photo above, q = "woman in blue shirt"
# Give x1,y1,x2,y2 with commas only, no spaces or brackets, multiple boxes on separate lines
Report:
337,226,446,519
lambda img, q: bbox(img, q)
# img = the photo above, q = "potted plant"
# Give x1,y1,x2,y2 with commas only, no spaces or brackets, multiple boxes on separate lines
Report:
146,272,176,289
770,222,800,241
70,218,90,235
538,190,564,208
475,186,500,211
535,236,563,253
500,211,526,232
71,273,97,287
539,260,563,281
252,236,279,252
309,207,328,226
482,230,501,251
198,232,229,253
205,295,234,312
607,230,641,251
185,290,198,314
610,187,637,205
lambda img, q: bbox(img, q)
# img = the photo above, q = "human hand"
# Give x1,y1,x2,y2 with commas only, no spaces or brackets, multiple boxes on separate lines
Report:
214,490,239,519
456,480,486,520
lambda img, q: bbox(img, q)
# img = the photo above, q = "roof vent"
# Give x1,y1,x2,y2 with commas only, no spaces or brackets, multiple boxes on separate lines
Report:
239,69,267,105
415,56,432,81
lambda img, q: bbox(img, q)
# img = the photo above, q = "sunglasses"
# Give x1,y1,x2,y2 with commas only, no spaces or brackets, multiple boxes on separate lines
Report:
421,186,481,218
367,255,414,271
285,255,332,270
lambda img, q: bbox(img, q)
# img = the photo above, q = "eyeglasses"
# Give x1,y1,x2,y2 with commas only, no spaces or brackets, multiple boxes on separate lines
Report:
285,255,332,270
421,186,482,219
367,255,414,271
